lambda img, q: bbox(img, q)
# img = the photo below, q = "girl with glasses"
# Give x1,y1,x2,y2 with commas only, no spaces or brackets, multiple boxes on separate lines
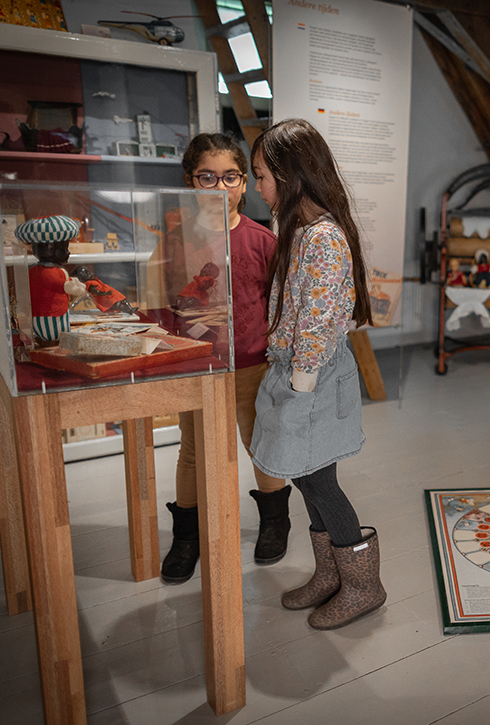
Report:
159,133,292,584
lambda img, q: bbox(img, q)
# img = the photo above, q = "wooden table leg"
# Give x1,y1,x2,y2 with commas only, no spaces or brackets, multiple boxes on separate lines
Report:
0,393,32,615
349,329,387,401
194,373,245,716
13,393,86,725
122,417,160,581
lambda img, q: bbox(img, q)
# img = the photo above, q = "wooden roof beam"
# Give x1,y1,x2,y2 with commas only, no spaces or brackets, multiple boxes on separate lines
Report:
437,10,490,82
377,0,490,16
193,0,264,148
242,0,270,83
414,10,490,84
205,16,250,40
420,28,490,160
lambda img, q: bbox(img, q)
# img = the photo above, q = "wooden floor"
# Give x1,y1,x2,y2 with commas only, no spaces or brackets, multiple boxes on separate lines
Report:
2,344,490,725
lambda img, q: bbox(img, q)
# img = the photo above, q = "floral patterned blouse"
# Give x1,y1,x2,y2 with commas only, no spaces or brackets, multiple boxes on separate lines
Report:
268,217,355,373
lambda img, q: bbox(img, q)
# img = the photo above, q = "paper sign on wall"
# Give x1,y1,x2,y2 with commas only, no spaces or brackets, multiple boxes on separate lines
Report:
273,0,412,326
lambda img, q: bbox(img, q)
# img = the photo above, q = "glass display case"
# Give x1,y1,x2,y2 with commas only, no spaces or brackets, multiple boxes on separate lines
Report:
0,180,233,396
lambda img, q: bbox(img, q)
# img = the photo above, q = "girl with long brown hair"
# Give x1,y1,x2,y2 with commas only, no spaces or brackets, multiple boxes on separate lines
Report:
250,119,386,630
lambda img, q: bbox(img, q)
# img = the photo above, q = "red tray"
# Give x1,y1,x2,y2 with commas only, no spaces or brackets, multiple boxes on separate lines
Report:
30,336,212,379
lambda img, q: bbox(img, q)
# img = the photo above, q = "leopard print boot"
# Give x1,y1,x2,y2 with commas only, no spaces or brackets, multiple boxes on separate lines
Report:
281,529,341,610
308,527,386,629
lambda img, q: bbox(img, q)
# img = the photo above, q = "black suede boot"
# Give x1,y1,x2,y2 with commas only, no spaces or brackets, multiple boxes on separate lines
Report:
249,485,292,564
161,502,200,584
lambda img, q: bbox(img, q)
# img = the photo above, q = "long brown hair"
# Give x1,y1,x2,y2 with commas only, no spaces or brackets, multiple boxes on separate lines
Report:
182,133,248,213
251,118,372,331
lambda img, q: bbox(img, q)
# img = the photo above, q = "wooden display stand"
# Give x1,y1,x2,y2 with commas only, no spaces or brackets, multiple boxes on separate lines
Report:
0,371,245,723
348,330,387,401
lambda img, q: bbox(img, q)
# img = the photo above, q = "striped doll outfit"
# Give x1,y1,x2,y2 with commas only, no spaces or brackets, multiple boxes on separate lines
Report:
32,311,70,342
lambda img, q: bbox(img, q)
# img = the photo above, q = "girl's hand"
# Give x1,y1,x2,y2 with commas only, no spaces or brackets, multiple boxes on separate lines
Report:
291,368,319,392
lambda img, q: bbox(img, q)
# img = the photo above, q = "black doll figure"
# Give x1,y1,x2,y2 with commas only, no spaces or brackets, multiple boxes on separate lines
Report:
471,250,490,288
173,262,220,311
71,266,136,315
15,215,86,342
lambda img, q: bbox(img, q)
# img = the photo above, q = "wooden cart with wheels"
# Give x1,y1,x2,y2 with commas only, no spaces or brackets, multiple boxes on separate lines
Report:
421,165,490,374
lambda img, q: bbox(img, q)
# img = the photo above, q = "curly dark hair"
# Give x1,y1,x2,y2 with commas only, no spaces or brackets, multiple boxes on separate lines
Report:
251,118,372,330
182,133,248,212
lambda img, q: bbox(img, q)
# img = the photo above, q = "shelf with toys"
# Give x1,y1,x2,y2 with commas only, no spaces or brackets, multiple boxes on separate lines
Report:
430,165,490,374
0,151,183,165
0,23,218,185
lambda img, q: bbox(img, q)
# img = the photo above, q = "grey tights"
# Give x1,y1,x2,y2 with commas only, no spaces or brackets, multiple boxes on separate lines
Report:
292,463,362,547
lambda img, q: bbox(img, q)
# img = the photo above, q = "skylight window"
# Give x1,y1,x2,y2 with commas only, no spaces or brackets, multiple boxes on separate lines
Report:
228,33,262,73
215,1,273,98
245,81,272,99
218,72,229,94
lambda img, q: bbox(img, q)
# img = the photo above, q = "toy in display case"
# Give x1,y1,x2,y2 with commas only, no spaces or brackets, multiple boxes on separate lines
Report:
17,100,84,154
0,180,233,395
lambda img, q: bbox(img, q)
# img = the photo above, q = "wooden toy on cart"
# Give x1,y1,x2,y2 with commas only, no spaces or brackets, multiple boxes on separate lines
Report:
470,249,490,288
446,258,467,287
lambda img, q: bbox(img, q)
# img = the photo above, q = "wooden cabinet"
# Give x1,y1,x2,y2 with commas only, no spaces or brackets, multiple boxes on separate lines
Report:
0,24,218,185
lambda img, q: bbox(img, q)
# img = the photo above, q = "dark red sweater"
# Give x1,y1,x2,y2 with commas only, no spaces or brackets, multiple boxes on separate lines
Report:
163,214,276,369
230,215,275,369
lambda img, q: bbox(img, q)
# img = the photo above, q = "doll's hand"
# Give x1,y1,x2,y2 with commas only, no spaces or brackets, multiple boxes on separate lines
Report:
64,278,87,298
87,284,111,297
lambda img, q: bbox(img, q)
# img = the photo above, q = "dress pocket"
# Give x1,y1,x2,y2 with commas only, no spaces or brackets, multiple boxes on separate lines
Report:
336,366,359,419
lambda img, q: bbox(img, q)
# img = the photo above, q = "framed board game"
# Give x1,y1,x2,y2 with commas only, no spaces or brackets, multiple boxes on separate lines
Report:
426,488,490,633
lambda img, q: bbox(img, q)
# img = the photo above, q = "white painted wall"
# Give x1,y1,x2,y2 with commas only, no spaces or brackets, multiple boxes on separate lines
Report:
368,25,489,349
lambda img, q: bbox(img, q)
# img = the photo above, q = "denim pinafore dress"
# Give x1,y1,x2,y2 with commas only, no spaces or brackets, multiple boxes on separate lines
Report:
250,334,365,479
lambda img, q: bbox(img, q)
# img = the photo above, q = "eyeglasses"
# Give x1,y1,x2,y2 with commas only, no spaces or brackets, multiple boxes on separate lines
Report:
192,173,244,189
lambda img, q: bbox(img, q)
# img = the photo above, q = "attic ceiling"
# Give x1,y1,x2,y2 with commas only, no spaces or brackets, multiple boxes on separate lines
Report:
197,0,490,158
404,0,490,159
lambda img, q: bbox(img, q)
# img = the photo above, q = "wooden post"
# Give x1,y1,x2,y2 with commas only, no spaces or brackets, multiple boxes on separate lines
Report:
194,0,265,149
349,330,387,401
13,393,86,725
122,417,160,581
242,0,270,81
0,391,32,615
194,373,246,716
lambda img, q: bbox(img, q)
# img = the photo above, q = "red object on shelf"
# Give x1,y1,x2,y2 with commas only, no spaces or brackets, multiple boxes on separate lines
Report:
0,151,101,163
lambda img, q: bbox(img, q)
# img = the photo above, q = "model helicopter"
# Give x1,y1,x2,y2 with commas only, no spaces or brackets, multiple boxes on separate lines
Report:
98,12,197,46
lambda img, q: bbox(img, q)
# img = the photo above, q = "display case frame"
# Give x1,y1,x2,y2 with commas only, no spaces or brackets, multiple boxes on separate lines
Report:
1,180,234,397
